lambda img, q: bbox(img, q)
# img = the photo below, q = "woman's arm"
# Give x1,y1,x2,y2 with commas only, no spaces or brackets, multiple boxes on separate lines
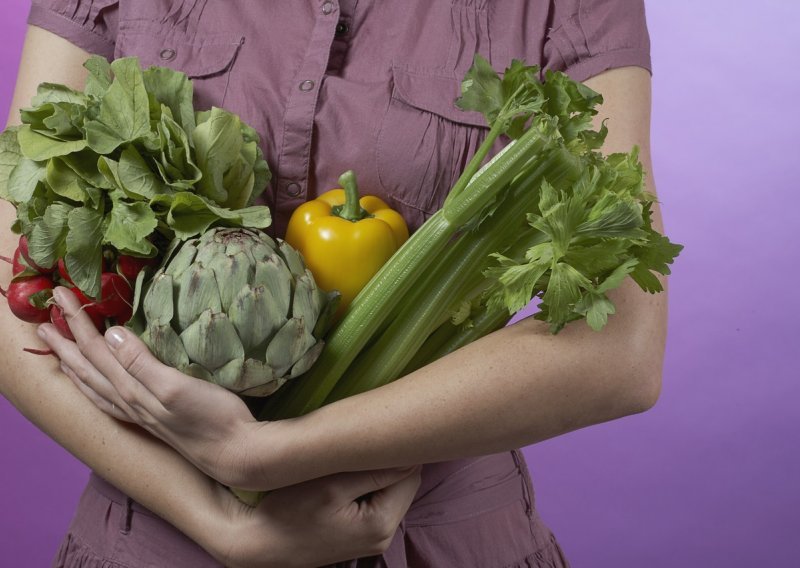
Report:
2,26,421,567
43,66,668,491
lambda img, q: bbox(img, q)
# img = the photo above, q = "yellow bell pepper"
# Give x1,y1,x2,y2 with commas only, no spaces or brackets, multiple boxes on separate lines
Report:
285,171,409,314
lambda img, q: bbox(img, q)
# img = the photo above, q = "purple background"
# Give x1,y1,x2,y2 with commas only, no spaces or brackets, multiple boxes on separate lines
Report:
1,1,798,566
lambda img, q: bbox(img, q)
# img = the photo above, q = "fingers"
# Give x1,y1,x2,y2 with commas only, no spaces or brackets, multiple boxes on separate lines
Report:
57,359,132,422
51,287,164,410
334,466,421,502
37,322,129,412
361,466,421,526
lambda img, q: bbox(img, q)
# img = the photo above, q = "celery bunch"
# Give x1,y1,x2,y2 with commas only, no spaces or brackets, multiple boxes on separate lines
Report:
260,56,682,420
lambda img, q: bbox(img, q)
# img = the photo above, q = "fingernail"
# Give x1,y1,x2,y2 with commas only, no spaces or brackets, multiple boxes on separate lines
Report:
37,325,48,340
52,287,65,305
105,327,126,349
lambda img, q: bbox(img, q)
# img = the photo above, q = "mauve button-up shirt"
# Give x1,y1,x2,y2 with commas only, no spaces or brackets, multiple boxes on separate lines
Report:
28,0,650,238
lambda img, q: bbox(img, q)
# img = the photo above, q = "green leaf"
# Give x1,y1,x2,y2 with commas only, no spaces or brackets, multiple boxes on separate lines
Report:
105,197,158,256
21,102,86,139
576,196,646,239
0,127,21,201
8,158,46,203
574,292,616,331
83,56,113,99
117,146,170,199
30,83,88,107
484,249,551,315
17,125,88,160
65,206,106,298
540,262,591,332
152,191,271,240
46,158,88,202
456,54,504,122
156,109,202,189
59,150,116,190
84,58,152,154
142,65,196,134
629,231,684,293
192,108,243,205
28,202,73,269
595,258,639,294
456,56,544,134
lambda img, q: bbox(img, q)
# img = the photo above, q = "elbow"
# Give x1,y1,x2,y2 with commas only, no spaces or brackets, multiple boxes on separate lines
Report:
614,341,664,416
628,364,662,414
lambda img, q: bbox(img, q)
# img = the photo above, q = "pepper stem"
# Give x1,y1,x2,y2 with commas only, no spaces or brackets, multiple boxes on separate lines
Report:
333,170,369,222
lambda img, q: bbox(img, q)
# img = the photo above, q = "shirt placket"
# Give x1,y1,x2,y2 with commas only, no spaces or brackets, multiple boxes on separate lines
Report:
274,0,342,227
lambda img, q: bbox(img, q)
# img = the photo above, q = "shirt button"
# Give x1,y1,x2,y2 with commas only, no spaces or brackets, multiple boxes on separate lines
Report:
321,1,334,15
299,80,315,92
285,182,302,197
335,21,349,37
159,48,177,61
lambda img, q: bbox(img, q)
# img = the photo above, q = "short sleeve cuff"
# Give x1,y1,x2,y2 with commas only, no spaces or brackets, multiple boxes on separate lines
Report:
563,48,652,82
28,3,115,60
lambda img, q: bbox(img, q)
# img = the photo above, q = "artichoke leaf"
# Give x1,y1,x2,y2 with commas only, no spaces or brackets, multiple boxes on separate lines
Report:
289,341,325,378
254,253,292,319
180,309,244,371
175,263,223,330
265,317,315,378
142,322,189,369
229,285,284,356
143,271,174,325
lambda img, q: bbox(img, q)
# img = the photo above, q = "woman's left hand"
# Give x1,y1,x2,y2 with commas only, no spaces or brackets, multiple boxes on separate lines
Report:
38,286,267,488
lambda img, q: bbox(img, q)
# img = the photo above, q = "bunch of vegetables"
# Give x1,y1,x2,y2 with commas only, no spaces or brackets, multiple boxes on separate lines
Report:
0,56,333,396
258,56,683,420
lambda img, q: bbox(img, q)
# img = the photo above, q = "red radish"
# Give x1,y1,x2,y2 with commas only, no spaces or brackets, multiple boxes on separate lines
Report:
117,255,159,283
70,273,133,322
17,235,51,274
1,248,31,276
50,303,106,341
2,275,53,323
97,272,134,322
57,258,74,284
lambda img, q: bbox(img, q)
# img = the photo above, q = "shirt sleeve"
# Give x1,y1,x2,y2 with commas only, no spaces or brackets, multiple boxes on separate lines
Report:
27,0,119,60
542,0,651,82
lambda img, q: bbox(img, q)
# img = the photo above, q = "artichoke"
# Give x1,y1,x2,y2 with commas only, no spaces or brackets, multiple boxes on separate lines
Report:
137,227,336,397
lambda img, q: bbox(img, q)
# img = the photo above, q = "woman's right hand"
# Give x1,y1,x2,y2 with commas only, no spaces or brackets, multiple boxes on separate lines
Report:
213,466,421,568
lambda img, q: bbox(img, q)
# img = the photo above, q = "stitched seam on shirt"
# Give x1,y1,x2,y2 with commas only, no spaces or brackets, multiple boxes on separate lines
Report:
565,47,651,77
405,497,527,527
32,5,115,47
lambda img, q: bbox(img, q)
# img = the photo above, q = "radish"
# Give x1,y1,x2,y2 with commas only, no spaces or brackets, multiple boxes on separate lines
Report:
71,273,133,323
17,235,51,274
57,258,74,285
117,254,159,283
49,304,105,341
97,273,133,322
1,275,53,323
1,247,31,276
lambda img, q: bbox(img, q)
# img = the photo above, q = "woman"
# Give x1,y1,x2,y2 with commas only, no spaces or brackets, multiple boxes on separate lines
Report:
1,1,664,566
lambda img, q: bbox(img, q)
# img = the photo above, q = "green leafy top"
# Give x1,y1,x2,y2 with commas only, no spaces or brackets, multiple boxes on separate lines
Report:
0,56,272,297
457,55,683,333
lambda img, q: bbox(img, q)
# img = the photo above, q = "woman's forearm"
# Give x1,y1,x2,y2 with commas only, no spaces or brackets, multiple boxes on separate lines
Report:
259,275,665,485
